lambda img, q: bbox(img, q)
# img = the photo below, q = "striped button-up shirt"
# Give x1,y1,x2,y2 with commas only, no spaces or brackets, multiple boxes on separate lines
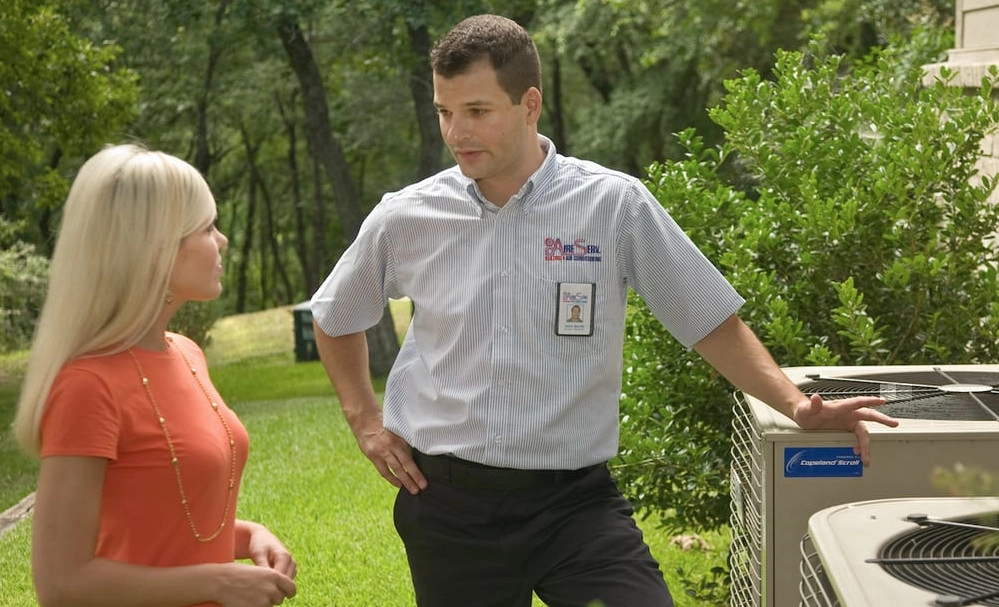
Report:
312,136,744,470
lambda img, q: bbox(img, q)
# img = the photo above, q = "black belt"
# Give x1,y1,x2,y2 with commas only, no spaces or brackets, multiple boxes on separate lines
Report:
411,450,600,491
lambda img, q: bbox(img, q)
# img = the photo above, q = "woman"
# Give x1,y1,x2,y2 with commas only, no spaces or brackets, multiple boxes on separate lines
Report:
13,144,297,607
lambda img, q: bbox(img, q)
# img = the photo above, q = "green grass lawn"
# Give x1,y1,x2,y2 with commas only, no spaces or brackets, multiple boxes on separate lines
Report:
0,306,730,606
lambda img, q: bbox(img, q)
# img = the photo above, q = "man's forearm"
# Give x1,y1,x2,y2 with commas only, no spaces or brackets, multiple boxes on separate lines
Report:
693,314,806,419
312,324,382,431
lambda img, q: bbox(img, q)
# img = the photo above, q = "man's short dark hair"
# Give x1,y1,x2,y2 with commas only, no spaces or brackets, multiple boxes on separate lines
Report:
430,14,542,104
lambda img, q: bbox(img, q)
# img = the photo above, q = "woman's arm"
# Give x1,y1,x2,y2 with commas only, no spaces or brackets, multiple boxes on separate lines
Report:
32,456,296,607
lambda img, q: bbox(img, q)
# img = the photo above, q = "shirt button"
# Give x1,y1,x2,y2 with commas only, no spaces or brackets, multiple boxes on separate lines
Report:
494,435,502,443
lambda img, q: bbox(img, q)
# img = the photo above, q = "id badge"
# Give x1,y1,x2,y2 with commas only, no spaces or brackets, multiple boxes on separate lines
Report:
556,282,595,336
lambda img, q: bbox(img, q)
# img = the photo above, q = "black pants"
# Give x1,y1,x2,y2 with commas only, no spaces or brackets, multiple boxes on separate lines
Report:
393,458,674,607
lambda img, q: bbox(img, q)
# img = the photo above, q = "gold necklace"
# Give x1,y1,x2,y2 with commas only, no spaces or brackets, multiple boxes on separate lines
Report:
127,336,237,542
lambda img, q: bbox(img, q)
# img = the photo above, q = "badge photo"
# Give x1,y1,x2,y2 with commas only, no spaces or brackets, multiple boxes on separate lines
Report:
556,282,594,336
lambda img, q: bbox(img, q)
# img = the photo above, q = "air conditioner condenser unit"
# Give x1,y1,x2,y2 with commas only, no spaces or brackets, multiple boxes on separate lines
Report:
728,364,999,607
799,496,999,606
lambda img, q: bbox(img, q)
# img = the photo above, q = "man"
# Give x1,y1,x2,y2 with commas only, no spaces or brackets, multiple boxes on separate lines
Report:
311,14,898,607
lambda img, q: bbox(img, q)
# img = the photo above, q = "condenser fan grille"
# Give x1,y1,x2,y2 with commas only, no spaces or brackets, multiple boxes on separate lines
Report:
797,369,999,421
870,512,999,606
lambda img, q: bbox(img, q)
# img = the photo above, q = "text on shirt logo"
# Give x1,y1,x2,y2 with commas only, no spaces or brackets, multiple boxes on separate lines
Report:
543,237,602,262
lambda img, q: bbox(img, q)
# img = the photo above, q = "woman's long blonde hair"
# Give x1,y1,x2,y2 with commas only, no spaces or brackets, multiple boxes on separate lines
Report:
13,144,216,457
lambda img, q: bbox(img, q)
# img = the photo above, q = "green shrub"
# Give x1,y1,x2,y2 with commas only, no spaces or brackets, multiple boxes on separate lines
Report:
616,31,999,532
0,241,49,353
169,299,222,348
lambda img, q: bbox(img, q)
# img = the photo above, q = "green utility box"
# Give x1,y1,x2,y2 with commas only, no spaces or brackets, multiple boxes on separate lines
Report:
293,301,320,362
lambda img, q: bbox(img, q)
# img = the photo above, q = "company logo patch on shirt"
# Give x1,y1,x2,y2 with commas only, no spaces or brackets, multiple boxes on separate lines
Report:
544,237,602,262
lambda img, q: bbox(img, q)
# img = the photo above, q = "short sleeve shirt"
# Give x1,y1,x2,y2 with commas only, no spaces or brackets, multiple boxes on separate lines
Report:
40,332,248,592
312,136,744,469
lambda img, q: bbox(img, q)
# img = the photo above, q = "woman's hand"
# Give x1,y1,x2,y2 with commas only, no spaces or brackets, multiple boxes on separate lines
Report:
212,562,296,607
237,520,297,579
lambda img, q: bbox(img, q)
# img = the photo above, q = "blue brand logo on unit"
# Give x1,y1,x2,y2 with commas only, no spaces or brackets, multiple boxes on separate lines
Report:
784,447,863,478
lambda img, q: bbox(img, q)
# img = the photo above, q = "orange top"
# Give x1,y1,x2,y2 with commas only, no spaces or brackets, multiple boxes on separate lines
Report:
40,332,249,607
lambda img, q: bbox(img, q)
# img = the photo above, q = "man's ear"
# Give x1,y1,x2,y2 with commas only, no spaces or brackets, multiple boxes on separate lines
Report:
523,87,542,124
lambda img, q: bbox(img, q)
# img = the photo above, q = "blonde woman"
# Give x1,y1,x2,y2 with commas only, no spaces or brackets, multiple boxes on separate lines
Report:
13,144,297,607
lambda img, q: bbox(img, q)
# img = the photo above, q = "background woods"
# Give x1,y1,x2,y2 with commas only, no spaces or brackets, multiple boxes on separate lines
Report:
3,0,955,316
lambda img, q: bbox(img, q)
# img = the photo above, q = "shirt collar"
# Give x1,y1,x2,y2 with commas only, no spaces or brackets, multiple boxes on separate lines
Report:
464,134,559,213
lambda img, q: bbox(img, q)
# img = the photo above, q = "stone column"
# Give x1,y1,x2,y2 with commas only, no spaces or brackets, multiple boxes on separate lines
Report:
922,0,999,203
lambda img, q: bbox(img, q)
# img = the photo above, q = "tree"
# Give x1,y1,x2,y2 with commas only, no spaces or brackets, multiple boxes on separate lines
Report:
0,0,138,252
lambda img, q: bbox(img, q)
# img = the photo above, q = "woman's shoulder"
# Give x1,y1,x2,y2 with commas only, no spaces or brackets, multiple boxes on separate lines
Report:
166,331,208,365
166,331,198,350
60,349,129,376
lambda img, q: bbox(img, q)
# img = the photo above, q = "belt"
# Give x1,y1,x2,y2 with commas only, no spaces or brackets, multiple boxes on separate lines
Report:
411,450,600,491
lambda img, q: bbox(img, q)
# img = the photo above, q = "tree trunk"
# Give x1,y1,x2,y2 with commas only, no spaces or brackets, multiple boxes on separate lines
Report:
235,175,256,313
193,1,228,176
275,13,399,376
275,13,363,240
310,154,327,284
406,20,444,179
276,91,319,293
548,53,569,155
366,315,402,377
242,126,294,303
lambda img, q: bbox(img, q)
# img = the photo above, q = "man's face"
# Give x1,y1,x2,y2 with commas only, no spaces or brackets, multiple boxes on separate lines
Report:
433,59,540,203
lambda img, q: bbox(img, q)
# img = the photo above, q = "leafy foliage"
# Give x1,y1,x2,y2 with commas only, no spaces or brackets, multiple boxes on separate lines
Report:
675,562,730,605
615,31,999,532
4,0,962,328
0,0,137,248
169,300,223,348
0,219,49,353
616,137,741,532
0,243,49,354
932,462,999,497
802,0,954,55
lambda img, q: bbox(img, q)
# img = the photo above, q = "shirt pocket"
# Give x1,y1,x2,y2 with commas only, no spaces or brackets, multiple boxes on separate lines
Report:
521,276,607,359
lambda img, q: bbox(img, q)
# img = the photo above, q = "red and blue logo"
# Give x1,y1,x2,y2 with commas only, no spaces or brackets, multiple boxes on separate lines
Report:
544,237,602,262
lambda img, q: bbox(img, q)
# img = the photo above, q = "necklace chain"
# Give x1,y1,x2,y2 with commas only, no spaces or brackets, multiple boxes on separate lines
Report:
127,336,236,543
